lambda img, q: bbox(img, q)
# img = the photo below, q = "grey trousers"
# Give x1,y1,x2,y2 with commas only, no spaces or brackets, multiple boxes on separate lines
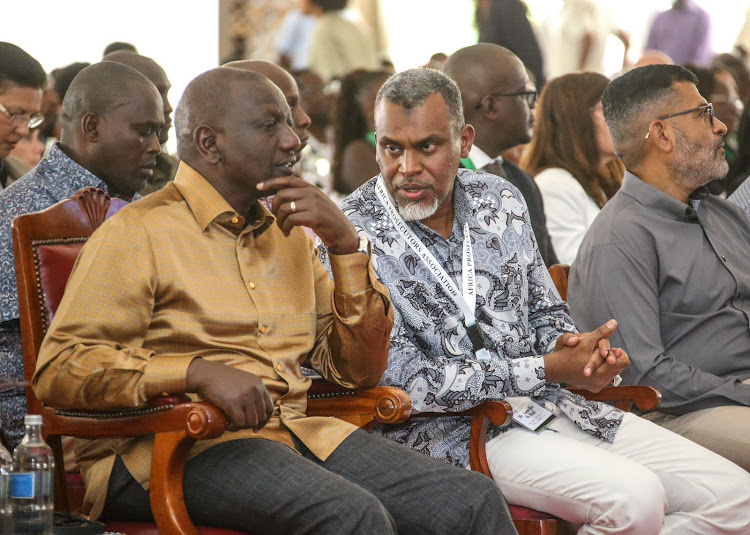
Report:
101,429,517,534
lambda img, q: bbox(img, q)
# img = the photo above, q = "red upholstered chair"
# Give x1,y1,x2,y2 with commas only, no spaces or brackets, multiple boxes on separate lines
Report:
12,187,412,535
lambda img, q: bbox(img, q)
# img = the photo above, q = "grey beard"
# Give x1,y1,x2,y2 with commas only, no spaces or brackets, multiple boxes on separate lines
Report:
398,197,440,221
669,127,729,190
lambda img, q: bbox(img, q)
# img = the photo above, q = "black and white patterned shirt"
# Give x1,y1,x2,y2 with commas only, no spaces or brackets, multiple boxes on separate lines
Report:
322,169,623,467
0,143,113,449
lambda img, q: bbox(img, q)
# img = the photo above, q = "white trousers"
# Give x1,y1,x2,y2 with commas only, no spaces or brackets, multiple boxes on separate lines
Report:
484,412,750,534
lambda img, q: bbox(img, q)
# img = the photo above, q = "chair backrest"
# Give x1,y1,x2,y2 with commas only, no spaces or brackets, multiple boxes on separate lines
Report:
12,187,127,414
548,264,570,301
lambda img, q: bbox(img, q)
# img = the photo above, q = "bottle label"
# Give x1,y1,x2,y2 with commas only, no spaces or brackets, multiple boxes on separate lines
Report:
10,473,34,499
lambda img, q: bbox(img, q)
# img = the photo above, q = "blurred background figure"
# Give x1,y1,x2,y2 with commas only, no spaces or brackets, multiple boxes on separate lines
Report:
423,52,447,71
8,128,44,169
276,3,316,71
520,72,623,264
303,0,379,81
332,69,390,196
292,68,339,200
684,63,743,196
477,0,545,89
645,0,712,67
541,0,629,80
102,41,138,56
633,50,674,68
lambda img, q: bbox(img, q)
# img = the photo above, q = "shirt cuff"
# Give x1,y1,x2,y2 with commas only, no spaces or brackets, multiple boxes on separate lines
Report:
511,355,547,394
328,250,373,294
142,355,198,399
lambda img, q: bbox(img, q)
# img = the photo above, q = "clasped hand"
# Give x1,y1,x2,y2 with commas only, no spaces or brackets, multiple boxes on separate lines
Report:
546,319,629,392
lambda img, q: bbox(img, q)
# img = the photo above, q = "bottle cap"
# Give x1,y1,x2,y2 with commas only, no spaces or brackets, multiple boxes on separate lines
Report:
24,414,42,425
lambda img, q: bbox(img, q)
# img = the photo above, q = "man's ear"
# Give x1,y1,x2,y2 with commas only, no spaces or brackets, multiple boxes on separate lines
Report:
460,124,475,159
194,124,220,164
81,113,100,142
646,119,675,154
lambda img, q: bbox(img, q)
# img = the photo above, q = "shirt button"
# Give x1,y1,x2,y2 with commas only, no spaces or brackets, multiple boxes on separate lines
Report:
276,364,283,372
248,282,255,289
259,325,268,334
231,216,239,224
722,255,727,261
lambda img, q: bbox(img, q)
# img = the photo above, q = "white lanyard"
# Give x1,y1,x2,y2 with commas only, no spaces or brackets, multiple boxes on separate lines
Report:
375,176,490,360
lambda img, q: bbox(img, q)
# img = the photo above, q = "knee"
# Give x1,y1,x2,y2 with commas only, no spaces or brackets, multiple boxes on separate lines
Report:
438,471,514,534
594,469,666,535
334,491,396,535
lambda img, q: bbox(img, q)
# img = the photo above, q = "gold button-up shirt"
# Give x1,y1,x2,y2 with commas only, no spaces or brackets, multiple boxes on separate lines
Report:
33,163,393,518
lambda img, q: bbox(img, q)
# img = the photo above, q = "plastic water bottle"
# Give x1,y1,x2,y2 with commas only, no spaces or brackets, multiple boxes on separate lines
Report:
0,431,12,534
11,415,53,534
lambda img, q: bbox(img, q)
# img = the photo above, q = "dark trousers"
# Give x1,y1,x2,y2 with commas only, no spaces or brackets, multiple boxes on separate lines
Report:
102,429,517,534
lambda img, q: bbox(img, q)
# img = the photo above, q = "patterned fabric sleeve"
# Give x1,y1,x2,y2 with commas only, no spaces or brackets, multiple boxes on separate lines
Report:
381,299,547,413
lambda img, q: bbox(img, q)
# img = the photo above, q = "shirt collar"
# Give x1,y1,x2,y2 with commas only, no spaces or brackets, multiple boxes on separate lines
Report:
621,170,705,223
173,161,273,232
468,145,496,170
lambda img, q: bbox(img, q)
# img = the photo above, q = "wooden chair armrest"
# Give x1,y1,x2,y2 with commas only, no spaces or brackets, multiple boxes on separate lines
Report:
567,385,662,412
413,401,513,480
307,386,413,428
41,401,227,440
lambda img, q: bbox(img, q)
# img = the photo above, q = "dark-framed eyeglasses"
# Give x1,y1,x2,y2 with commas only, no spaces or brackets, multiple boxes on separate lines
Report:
645,103,713,139
0,101,44,129
475,90,538,110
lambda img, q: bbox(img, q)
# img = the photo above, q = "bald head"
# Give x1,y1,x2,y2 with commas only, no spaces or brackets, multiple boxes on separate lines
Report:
443,43,534,154
224,59,311,155
61,62,158,130
175,67,278,164
225,59,293,89
443,44,526,116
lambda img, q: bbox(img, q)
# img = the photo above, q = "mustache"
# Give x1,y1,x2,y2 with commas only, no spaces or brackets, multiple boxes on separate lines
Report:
393,179,434,189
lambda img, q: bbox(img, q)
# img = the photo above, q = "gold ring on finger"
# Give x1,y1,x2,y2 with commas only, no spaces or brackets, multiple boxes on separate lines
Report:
290,201,296,213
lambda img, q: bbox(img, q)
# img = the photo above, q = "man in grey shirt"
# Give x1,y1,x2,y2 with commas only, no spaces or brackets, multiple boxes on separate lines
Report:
570,64,750,471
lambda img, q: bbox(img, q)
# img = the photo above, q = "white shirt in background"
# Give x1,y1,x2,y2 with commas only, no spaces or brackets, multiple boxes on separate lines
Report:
534,167,600,264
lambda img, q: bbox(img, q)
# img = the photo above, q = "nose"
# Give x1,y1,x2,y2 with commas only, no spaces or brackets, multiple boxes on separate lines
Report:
162,96,173,116
281,122,301,152
14,121,30,136
296,106,311,131
713,117,728,136
399,149,422,177
147,132,161,154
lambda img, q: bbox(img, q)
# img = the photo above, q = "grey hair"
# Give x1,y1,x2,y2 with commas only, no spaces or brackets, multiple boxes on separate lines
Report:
374,68,464,134
602,65,698,167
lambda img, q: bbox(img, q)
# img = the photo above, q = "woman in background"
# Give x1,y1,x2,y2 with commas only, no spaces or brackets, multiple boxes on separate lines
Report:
331,69,390,196
520,72,623,264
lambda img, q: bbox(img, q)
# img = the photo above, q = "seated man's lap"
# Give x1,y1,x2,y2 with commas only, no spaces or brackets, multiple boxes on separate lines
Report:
485,413,750,528
103,432,513,535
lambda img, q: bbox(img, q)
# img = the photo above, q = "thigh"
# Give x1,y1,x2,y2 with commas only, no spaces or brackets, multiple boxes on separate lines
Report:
605,412,750,516
305,429,516,535
485,417,668,531
103,438,395,535
644,404,750,472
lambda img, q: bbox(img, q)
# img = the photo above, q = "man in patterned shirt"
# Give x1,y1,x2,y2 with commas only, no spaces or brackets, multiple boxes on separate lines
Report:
0,61,163,449
327,67,750,534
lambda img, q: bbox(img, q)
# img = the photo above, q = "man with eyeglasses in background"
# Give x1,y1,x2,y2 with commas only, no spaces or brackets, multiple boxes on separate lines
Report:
570,64,750,472
0,43,45,191
444,43,558,267
0,59,163,451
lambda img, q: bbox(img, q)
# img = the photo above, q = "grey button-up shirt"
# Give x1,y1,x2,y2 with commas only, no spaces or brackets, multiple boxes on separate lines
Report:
570,171,750,415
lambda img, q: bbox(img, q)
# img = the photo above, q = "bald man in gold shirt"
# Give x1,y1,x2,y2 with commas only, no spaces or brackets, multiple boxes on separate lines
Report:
33,67,515,535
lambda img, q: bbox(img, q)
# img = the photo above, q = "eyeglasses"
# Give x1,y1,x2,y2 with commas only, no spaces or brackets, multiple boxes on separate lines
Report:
645,103,713,139
475,90,537,110
0,101,44,129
